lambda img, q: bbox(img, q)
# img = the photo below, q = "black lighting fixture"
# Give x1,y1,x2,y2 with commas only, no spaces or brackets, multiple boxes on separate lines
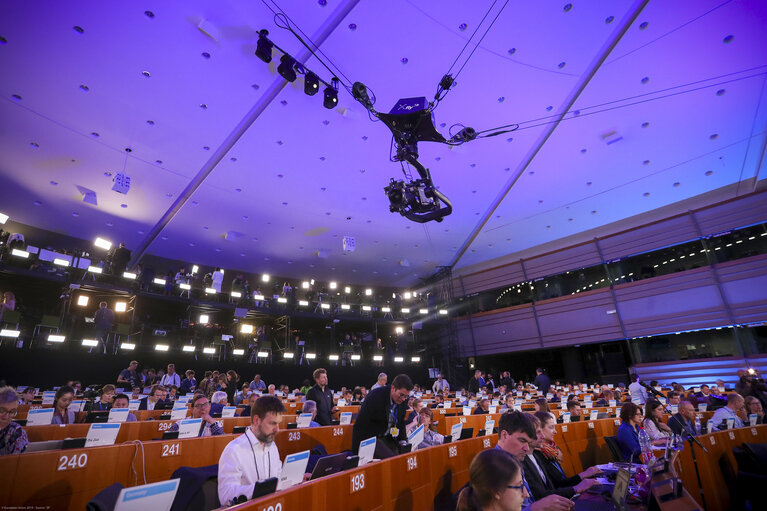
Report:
323,78,339,109
277,54,297,82
255,30,273,63
304,71,320,96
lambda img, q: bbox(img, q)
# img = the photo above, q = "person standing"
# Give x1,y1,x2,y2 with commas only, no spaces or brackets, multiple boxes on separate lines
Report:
111,243,131,277
93,301,114,354
371,373,387,390
117,360,141,389
533,368,551,396
628,375,648,405
305,368,337,426
160,364,181,388
352,374,413,458
432,373,450,394
211,268,224,293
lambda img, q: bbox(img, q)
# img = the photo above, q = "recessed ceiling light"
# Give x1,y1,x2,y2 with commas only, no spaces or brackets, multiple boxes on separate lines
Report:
141,70,151,78
639,21,649,30
723,35,734,44
641,77,649,84
73,26,84,34
144,10,155,18
605,16,614,24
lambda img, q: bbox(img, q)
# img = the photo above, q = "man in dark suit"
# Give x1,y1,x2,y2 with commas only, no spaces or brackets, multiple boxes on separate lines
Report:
352,373,413,458
467,370,482,394
668,400,697,437
534,368,551,395
305,368,336,426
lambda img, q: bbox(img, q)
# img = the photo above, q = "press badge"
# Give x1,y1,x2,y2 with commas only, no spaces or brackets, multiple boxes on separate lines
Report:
390,427,399,437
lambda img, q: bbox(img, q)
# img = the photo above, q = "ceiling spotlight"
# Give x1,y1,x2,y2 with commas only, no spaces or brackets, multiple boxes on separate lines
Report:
77,295,89,307
261,274,270,282
394,356,404,363
304,71,320,95
257,351,269,358
48,334,66,343
283,352,294,359
323,83,338,109
329,354,339,361
94,237,112,250
203,347,216,354
115,302,127,312
81,339,98,347
255,30,273,63
232,349,245,356
182,345,196,352
299,300,309,306
278,54,297,82
351,354,361,361
329,282,337,289
395,326,404,334
373,355,383,361
365,288,373,296
0,212,8,224
240,324,253,334
123,271,137,280
121,343,135,350
155,344,169,351
411,356,421,363
199,314,209,324
306,353,316,359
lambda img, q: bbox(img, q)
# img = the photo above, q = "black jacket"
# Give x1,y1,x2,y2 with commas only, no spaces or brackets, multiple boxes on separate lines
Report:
351,385,407,453
305,384,335,426
668,413,696,437
534,374,551,395
534,450,581,494
523,453,575,500
467,377,481,395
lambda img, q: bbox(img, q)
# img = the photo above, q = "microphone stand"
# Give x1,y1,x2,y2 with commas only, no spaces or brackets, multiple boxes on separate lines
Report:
667,411,708,510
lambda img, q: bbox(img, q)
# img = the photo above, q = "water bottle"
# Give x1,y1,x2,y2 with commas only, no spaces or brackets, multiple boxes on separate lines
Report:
694,416,701,436
638,427,654,465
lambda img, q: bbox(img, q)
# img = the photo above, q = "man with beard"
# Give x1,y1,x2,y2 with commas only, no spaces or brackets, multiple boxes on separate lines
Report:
217,395,285,506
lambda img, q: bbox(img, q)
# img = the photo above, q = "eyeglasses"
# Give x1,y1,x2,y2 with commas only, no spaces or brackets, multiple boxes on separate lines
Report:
507,484,525,491
0,407,19,417
194,402,210,408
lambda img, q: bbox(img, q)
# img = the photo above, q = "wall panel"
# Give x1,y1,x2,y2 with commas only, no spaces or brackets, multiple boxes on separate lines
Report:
455,305,540,357
716,253,767,323
598,214,699,261
535,289,623,347
692,190,767,234
454,261,526,296
523,242,601,280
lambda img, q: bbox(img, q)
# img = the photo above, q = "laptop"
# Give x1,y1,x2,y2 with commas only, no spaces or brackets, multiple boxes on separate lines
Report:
575,468,631,511
310,452,350,480
85,411,109,423
25,440,63,453
459,427,474,440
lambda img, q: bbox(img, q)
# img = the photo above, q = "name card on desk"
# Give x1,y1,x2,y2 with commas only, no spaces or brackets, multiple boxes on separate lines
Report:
337,399,347,407
609,400,616,408
484,420,495,436
176,418,203,439
340,412,352,425
108,408,129,423
670,405,678,414
358,437,376,466
492,399,499,407
560,401,567,409
590,410,599,421
455,392,462,398
693,387,700,393
562,412,571,424
277,450,310,491
221,406,237,418
698,403,707,412
87,423,121,446
443,401,452,409
69,400,86,413
726,417,735,429
468,400,476,408
584,395,592,401
750,414,758,426
585,401,593,409
451,423,463,443
297,413,313,428
408,424,424,448
489,406,497,414
27,408,54,425
275,391,284,397
42,391,56,405
707,419,714,433
608,384,614,388
115,479,179,511
128,400,142,411
170,406,188,420
462,407,471,416
513,404,522,412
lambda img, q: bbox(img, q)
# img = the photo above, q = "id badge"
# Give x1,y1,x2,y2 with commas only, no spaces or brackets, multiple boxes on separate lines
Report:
390,427,399,437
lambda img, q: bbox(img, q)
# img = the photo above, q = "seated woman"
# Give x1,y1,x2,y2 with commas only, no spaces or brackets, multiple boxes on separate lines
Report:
210,391,228,416
532,411,600,494
17,387,36,405
643,400,672,443
744,396,764,424
533,398,548,413
616,402,643,461
169,394,224,437
88,384,115,412
51,386,75,424
0,386,28,455
416,408,444,449
457,448,527,511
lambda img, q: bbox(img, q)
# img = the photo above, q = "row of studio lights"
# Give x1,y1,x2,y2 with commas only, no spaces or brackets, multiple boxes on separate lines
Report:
256,29,339,109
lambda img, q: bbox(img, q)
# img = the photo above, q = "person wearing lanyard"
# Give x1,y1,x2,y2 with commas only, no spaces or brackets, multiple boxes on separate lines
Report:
217,395,285,506
352,374,413,458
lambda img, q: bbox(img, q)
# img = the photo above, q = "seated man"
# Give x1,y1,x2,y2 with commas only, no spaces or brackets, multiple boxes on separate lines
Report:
218,395,285,506
430,394,444,408
239,392,258,417
416,407,443,449
472,398,490,414
710,393,745,429
299,400,322,427
557,400,582,422
668,400,696,437
169,394,224,436
138,385,171,410
594,389,614,408
112,394,137,422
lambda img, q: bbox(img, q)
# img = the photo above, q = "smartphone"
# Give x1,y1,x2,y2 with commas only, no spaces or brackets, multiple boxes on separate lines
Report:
570,493,581,501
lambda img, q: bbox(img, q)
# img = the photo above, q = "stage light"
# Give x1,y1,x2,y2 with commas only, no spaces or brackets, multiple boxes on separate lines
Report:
404,292,411,299
53,258,70,267
321,303,330,309
341,304,351,310
233,349,245,356
329,354,339,361
411,356,421,363
0,212,8,224
255,31,273,63
11,249,29,258
304,71,320,95
323,84,338,109
121,343,135,350
344,286,351,294
199,314,209,324
191,265,199,274
82,339,98,347
362,305,371,311
231,291,242,298
394,356,404,363
179,283,191,290
48,334,66,343
261,274,270,282
240,324,254,334
203,347,216,354
419,308,428,314
0,329,20,338
306,353,316,359
329,282,337,290
277,297,288,304
395,326,404,334
284,352,294,359
299,300,309,306
205,287,216,294
153,278,166,286
77,295,89,306
401,308,410,314
365,289,372,296
183,346,196,352
351,354,361,361
278,54,297,82
94,237,112,250
115,302,127,312
373,355,383,361
257,351,269,358
254,294,265,301
382,307,391,313
87,266,102,274
155,344,169,351
439,309,448,315
123,271,137,279
302,281,310,289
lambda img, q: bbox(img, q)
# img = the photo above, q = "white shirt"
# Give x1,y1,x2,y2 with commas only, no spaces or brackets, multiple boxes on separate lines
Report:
432,379,450,393
161,372,180,388
628,381,648,404
211,270,224,292
218,428,282,506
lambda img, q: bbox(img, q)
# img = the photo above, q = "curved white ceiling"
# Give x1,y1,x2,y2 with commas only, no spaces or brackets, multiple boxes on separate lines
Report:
0,0,765,286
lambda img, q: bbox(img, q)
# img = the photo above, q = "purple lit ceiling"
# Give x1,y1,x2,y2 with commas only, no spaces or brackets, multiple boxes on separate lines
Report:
0,0,765,286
